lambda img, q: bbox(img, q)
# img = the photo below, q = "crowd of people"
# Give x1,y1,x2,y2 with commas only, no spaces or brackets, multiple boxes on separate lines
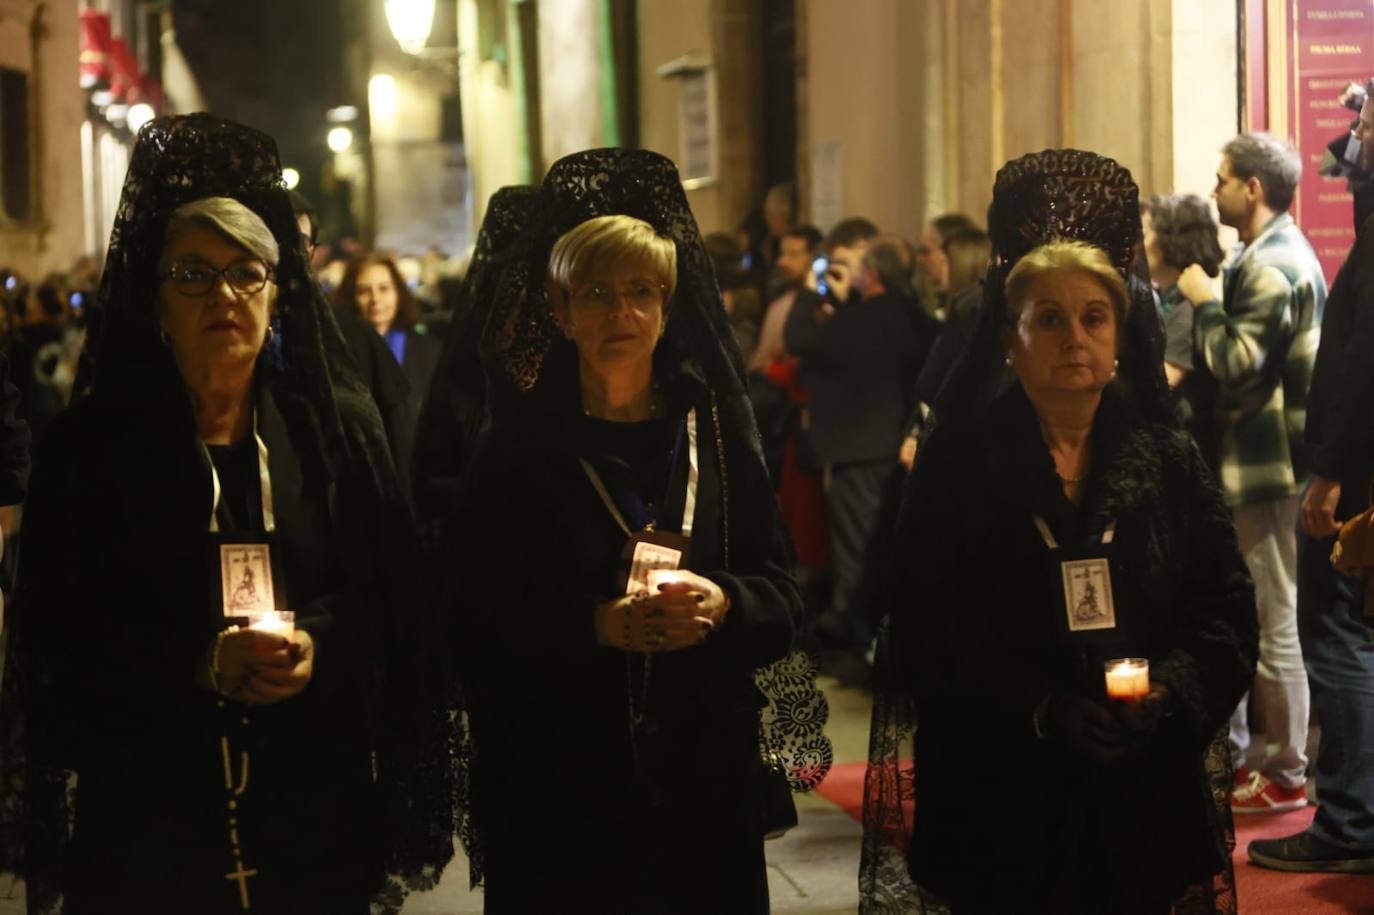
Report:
0,73,1367,915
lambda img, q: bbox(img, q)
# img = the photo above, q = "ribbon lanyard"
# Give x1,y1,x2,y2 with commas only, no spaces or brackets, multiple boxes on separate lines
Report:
581,408,699,537
205,413,276,534
1032,515,1115,551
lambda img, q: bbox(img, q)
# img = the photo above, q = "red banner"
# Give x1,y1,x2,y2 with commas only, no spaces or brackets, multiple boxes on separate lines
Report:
1290,0,1374,283
78,9,112,89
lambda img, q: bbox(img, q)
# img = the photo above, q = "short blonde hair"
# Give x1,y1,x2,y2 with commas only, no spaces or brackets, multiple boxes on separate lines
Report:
547,215,677,309
163,196,280,269
1004,239,1129,323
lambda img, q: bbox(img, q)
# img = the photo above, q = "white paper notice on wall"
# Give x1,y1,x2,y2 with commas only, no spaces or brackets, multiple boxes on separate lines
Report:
811,140,843,232
678,69,716,185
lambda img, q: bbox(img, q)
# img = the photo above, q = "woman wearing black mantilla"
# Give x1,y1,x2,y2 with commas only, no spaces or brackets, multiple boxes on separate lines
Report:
861,150,1258,914
0,115,455,914
451,149,828,913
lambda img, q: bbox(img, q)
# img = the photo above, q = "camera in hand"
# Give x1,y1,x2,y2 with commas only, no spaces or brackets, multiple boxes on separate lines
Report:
812,256,829,298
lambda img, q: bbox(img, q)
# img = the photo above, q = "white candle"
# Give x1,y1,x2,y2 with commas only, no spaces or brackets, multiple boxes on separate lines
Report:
1104,658,1149,702
249,610,295,638
646,569,685,591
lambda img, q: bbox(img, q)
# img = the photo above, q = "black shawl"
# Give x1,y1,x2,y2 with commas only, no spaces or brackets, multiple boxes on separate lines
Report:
861,150,1253,913
0,114,457,913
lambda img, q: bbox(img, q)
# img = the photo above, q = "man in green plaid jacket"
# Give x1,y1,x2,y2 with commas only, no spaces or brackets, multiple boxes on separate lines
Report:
1179,132,1327,819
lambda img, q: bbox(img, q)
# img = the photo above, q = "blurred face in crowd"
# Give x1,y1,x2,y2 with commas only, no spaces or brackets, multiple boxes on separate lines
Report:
1006,269,1119,401
828,240,871,298
915,224,950,292
1211,155,1256,231
776,235,814,285
355,263,399,335
1358,97,1374,172
558,257,668,380
296,215,319,269
764,196,793,239
159,223,276,381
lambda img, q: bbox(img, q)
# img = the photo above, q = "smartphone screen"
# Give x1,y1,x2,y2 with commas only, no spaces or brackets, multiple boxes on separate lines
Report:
812,256,829,297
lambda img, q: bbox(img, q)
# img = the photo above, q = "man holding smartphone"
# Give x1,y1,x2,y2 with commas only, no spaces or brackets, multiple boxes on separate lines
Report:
785,219,939,682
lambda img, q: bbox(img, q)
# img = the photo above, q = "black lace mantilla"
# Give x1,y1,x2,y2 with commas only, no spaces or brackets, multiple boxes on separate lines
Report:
861,149,1233,913
1,114,459,915
757,651,833,792
414,185,537,521
471,148,831,830
988,148,1142,280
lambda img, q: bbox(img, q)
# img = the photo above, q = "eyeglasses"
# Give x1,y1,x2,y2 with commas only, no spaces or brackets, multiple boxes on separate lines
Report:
571,281,666,313
166,258,273,297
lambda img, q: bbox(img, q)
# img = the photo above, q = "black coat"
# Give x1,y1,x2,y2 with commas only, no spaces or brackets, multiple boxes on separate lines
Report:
452,362,800,913
1306,210,1374,497
17,384,389,914
0,350,29,505
913,282,984,411
395,329,442,421
334,307,414,495
891,385,1257,912
784,289,939,465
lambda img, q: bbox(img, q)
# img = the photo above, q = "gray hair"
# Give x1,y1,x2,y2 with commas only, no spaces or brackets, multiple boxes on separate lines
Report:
1222,133,1302,212
862,235,914,296
163,196,280,268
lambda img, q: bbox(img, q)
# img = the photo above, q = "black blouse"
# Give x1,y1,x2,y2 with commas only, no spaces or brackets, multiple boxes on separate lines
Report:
206,434,263,533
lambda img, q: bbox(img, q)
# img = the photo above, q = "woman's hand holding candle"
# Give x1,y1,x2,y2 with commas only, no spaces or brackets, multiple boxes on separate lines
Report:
594,575,724,654
650,569,729,631
1045,693,1129,763
1114,683,1172,737
238,629,314,705
197,625,313,704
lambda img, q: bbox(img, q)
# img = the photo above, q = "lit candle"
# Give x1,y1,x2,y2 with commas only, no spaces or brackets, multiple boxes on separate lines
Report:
646,569,685,591
1104,658,1149,702
249,610,295,639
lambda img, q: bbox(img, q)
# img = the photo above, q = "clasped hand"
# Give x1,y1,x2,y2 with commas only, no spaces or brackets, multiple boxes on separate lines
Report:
1047,686,1170,763
199,627,315,705
595,571,729,653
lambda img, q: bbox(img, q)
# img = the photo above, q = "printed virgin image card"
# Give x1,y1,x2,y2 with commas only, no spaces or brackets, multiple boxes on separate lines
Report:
1061,558,1117,632
220,543,276,618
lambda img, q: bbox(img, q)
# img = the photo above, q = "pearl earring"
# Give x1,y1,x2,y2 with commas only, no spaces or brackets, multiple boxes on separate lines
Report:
1005,354,1014,367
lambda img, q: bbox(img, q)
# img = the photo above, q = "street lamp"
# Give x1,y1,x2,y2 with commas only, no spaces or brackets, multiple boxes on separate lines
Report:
385,0,435,55
127,102,156,134
281,167,301,190
327,126,354,153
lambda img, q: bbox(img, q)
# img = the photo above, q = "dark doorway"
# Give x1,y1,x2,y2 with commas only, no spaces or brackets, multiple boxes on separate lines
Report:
0,68,30,222
760,0,797,188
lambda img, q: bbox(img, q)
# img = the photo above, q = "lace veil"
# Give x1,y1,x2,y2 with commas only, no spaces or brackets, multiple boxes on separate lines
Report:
0,114,457,914
473,147,833,794
413,185,536,522
860,150,1233,913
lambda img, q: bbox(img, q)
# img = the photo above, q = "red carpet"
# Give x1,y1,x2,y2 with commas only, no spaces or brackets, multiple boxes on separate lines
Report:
815,761,1374,913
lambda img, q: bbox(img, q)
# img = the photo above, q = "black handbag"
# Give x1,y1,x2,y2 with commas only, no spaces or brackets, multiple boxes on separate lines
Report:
761,751,799,839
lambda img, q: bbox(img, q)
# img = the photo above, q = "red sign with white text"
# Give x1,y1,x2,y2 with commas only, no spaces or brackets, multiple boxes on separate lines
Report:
1290,0,1373,283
